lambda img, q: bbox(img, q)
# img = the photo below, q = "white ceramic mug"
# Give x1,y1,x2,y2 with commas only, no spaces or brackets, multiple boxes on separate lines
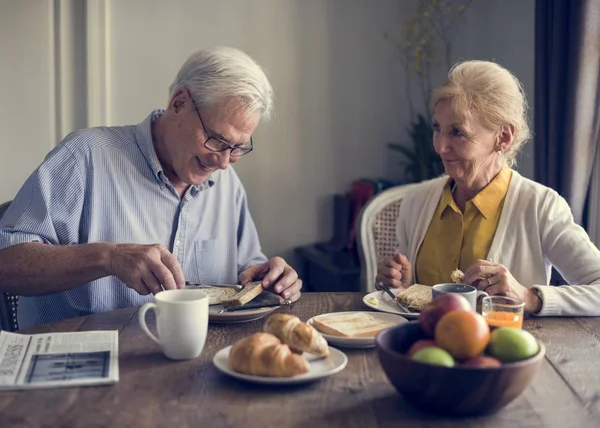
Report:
138,289,209,360
432,283,489,312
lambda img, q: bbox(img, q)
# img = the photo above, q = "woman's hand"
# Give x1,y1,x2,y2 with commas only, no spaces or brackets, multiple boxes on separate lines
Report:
462,259,542,313
375,253,413,289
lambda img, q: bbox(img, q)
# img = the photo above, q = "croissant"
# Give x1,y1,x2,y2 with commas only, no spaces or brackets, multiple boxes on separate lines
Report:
229,333,310,377
263,314,329,357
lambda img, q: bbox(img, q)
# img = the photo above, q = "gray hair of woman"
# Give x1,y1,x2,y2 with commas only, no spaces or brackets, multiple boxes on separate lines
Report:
430,60,531,167
169,46,274,121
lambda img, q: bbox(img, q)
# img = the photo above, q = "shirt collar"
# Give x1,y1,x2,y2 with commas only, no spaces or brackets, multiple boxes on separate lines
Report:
471,167,512,219
440,181,461,217
134,110,215,190
440,167,512,219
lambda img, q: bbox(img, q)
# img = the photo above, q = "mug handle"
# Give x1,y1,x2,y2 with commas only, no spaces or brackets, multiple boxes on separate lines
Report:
476,290,489,300
138,303,161,345
475,290,489,314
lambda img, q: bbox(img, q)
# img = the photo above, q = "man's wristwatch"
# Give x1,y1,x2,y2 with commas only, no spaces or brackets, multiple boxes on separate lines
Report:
530,287,544,314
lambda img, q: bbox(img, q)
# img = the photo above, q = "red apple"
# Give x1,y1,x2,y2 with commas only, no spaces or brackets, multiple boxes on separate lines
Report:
461,356,502,368
419,293,471,337
406,339,438,357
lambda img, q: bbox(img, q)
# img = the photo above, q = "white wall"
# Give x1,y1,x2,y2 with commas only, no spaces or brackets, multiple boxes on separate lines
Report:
0,0,536,269
457,0,536,179
0,0,55,203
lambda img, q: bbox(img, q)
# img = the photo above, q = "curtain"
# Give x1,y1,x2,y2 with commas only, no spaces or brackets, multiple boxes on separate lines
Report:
534,0,600,226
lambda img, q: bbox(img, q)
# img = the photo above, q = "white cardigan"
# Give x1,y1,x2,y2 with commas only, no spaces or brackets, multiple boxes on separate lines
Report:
396,170,600,316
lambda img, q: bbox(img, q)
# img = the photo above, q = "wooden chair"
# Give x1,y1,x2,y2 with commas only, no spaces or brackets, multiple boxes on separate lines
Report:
0,200,19,331
356,184,419,293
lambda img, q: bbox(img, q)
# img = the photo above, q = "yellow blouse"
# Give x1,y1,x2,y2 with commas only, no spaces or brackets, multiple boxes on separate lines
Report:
415,167,513,286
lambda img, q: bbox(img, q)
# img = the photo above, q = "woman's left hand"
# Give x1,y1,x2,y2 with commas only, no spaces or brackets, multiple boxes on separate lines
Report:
462,259,540,312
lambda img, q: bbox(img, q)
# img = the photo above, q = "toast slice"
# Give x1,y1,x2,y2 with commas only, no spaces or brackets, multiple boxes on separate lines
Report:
395,284,432,311
192,286,239,305
451,269,465,283
311,312,395,338
221,281,264,309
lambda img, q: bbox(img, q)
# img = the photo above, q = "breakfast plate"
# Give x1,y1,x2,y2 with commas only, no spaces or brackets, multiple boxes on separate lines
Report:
208,305,279,324
213,346,348,385
307,311,408,348
362,290,420,319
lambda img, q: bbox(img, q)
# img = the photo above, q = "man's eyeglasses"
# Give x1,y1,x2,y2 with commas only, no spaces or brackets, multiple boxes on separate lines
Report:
191,98,253,157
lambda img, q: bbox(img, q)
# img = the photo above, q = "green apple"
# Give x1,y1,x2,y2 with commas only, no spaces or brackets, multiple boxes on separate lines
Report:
488,327,539,363
412,346,455,367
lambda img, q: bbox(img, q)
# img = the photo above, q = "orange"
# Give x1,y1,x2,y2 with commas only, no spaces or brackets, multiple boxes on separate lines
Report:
435,310,490,360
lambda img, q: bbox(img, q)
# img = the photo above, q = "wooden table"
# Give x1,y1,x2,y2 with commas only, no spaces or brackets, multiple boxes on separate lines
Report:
1,292,599,427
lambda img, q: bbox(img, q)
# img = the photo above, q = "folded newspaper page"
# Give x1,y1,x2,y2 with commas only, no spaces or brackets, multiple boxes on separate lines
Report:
0,330,119,390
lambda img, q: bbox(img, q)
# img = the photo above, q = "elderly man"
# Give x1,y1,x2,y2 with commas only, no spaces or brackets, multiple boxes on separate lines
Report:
0,46,302,328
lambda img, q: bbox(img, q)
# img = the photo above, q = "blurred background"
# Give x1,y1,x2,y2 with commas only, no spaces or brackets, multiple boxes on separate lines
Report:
2,0,588,292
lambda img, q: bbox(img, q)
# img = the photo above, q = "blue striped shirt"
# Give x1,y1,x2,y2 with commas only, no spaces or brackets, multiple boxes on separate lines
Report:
0,110,267,328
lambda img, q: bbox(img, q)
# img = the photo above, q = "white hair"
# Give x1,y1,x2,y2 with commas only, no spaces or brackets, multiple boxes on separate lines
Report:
431,60,531,167
169,46,274,121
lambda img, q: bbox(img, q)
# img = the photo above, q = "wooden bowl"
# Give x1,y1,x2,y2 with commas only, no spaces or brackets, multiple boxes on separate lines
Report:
376,321,545,416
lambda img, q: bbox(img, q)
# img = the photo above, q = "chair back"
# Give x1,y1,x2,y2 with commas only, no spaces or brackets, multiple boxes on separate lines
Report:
356,184,419,293
0,200,19,331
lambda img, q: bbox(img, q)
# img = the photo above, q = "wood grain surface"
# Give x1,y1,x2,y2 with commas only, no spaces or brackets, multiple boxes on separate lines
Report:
0,292,598,428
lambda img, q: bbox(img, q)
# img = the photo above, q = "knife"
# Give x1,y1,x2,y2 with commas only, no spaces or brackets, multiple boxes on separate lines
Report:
185,281,243,290
378,282,413,313
218,292,284,312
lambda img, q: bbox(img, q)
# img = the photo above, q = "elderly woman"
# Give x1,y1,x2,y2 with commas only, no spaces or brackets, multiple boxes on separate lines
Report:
376,60,600,316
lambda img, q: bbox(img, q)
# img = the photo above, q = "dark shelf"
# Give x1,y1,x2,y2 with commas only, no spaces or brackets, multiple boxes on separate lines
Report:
295,245,361,292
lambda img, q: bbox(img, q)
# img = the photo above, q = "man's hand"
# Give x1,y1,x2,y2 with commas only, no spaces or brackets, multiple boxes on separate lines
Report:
239,257,302,303
107,243,185,295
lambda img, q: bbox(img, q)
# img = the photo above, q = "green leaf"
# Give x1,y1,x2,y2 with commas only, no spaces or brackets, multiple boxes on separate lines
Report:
387,112,445,182
387,143,418,161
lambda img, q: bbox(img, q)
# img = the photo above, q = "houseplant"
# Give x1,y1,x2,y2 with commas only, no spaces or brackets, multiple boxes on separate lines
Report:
385,0,473,183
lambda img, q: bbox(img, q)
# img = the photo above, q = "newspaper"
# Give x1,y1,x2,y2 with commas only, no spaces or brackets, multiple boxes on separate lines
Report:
0,330,119,390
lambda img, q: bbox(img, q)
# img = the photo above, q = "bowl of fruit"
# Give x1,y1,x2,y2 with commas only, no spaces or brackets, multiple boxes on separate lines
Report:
375,293,545,416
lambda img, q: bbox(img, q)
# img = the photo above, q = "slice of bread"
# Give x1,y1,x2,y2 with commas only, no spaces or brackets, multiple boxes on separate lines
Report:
451,269,465,283
311,312,395,338
395,284,432,311
191,286,239,305
221,281,264,309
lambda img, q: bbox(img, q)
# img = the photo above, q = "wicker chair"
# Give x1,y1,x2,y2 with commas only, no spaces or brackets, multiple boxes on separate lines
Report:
0,200,19,331
356,184,419,293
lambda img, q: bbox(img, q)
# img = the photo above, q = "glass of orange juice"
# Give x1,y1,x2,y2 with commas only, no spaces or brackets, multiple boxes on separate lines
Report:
481,296,525,329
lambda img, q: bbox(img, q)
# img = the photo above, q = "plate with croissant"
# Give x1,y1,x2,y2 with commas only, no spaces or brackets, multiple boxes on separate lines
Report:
307,311,408,348
213,314,348,384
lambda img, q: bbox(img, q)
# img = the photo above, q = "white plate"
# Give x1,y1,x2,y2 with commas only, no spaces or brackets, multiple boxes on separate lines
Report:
213,345,348,385
307,311,408,348
209,305,279,324
362,290,420,319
